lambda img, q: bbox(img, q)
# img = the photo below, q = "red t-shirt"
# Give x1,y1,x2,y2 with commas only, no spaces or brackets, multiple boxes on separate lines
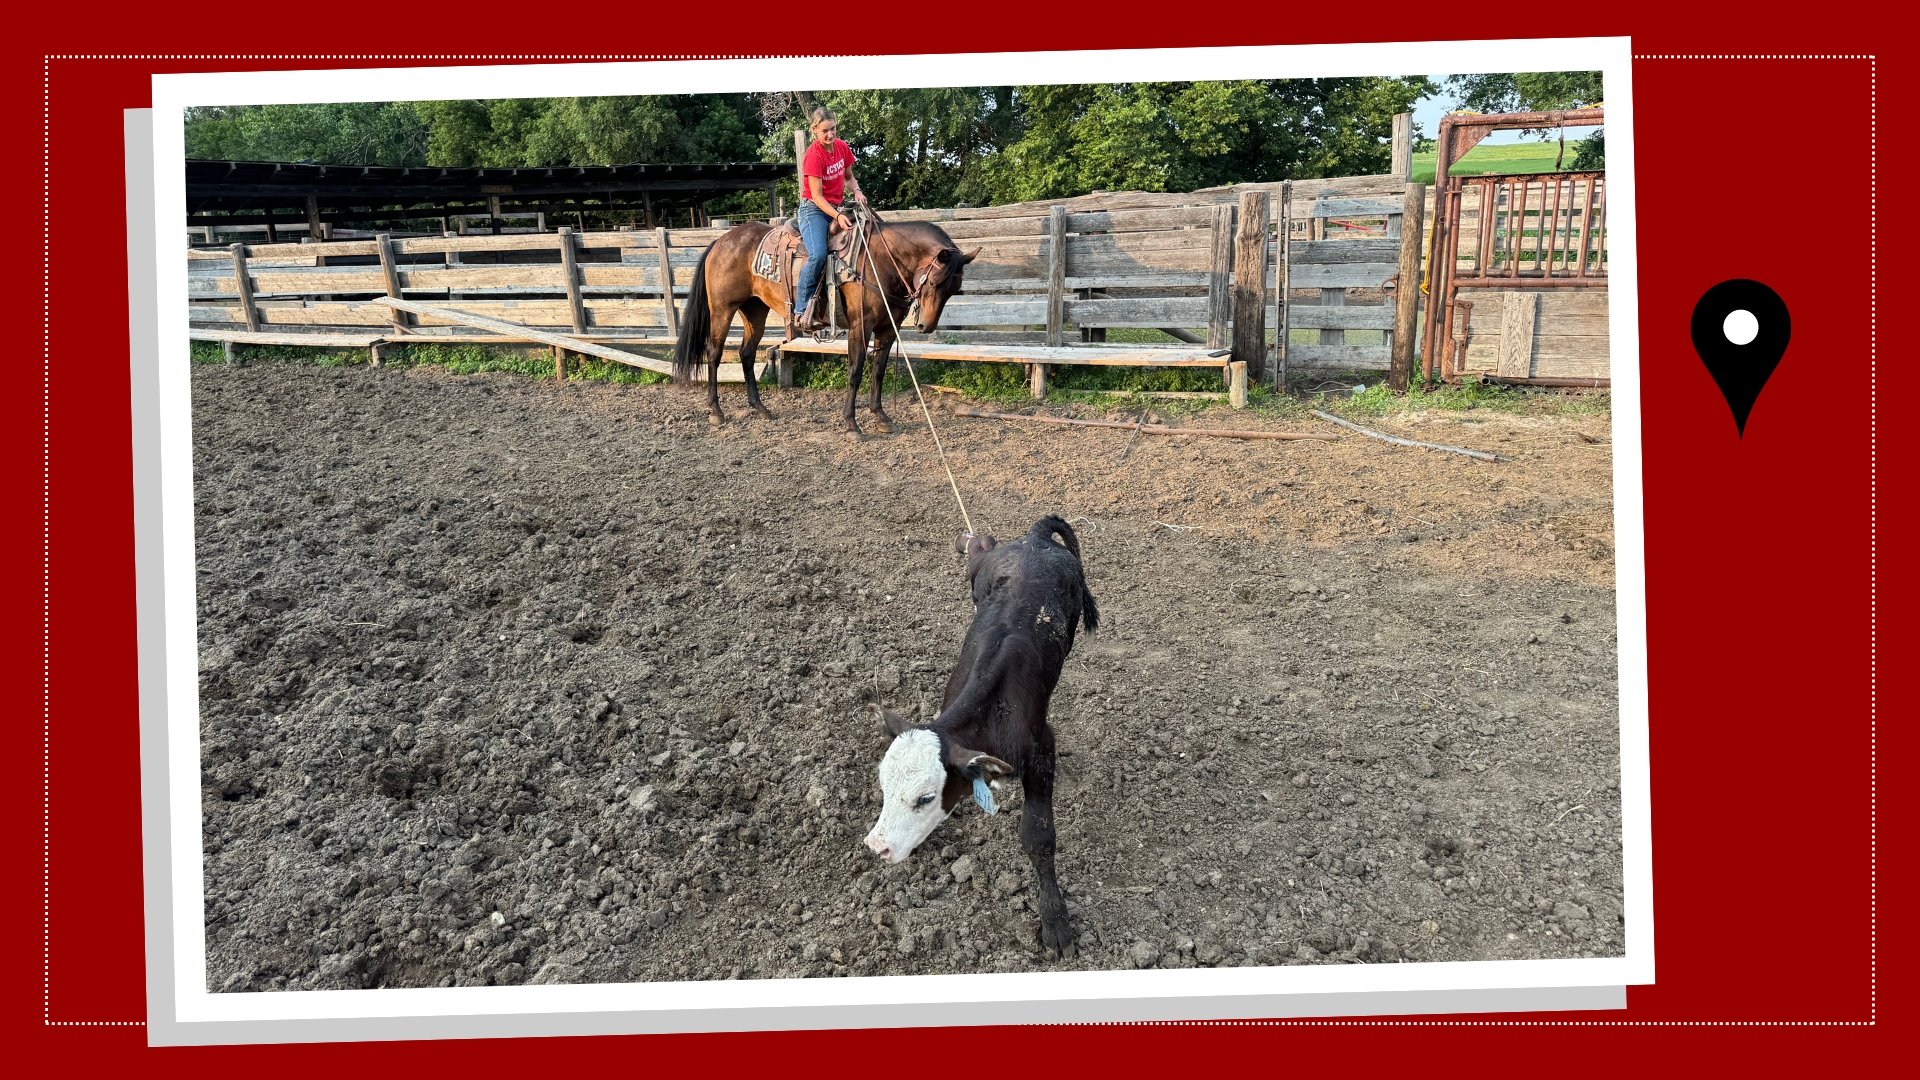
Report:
802,138,856,206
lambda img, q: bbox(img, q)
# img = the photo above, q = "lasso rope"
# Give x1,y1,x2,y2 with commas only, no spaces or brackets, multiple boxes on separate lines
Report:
859,225,976,539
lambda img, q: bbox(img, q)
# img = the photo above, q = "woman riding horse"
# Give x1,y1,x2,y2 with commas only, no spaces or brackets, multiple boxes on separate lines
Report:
672,111,979,435
792,106,868,333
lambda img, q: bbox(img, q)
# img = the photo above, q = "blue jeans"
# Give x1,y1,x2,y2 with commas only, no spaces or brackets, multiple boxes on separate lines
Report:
792,200,834,317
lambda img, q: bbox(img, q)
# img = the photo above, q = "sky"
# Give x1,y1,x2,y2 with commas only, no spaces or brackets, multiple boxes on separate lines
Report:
1413,77,1603,146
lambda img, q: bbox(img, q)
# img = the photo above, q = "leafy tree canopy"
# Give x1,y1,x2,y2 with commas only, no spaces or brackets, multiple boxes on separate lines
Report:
1443,71,1604,169
182,74,1620,211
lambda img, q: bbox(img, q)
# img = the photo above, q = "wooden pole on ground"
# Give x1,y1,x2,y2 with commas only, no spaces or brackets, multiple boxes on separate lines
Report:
1206,202,1236,354
1232,190,1270,381
1389,182,1427,392
1046,205,1067,348
654,228,679,337
229,243,259,333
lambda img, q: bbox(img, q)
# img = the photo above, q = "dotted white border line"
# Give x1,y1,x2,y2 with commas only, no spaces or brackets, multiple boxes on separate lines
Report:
41,48,1873,1022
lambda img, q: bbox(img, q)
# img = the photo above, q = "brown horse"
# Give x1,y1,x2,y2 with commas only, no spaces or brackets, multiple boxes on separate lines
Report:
671,217,978,433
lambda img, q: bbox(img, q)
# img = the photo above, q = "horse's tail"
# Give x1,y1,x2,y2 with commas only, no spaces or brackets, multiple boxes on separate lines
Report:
672,246,713,384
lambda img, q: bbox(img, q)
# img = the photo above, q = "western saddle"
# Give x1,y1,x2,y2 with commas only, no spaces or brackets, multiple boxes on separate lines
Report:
752,209,867,339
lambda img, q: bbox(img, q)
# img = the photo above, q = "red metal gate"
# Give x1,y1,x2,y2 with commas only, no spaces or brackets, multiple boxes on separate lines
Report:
1428,171,1608,383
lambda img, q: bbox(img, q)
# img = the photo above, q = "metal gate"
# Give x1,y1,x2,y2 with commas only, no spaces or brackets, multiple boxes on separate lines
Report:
1425,171,1608,384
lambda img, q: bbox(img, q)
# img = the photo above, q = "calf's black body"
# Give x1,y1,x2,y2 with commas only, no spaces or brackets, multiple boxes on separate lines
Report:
927,515,1099,956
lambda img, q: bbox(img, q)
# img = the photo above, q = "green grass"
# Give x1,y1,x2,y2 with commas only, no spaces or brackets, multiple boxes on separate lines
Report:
190,339,674,386
193,335,1605,421
1410,138,1590,184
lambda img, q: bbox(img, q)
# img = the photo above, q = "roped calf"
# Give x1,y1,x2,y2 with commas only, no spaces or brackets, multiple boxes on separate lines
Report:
865,515,1099,957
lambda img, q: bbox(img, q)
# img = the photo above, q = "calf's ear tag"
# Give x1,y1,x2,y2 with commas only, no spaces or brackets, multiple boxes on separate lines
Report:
973,776,997,815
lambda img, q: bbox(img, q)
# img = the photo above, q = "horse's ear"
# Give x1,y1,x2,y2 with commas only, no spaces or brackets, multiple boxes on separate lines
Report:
961,247,980,264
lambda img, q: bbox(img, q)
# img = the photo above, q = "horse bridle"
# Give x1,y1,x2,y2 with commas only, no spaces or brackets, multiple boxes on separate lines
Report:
871,222,951,312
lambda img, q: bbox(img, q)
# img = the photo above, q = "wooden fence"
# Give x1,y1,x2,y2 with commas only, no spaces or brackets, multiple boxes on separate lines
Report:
187,132,1609,390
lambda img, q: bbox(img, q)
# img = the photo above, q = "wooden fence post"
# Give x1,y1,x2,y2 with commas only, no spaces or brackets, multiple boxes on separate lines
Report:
1392,113,1412,182
375,233,412,334
1232,190,1270,381
1029,363,1048,399
1389,182,1427,392
228,243,259,333
1206,202,1236,352
654,228,679,338
306,196,322,241
1046,205,1067,348
1229,361,1248,408
559,226,587,334
488,194,503,235
1277,181,1291,392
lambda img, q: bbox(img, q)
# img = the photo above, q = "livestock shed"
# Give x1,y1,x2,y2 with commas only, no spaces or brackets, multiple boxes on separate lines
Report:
186,158,793,244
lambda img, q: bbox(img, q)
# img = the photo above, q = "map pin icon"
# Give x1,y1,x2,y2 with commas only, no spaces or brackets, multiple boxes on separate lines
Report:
1691,280,1790,437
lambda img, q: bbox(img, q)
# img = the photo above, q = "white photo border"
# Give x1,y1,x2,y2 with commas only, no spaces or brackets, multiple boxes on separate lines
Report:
137,37,1647,1044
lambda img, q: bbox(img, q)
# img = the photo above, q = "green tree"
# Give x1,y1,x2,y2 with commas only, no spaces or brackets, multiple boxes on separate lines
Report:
183,103,430,165
981,77,1431,203
1443,71,1604,168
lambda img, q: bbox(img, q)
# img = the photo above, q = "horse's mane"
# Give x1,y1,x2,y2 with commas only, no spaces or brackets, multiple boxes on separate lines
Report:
879,218,959,251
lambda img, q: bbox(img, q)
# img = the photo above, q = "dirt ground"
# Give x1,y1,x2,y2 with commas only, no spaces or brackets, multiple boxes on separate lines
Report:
192,363,1624,991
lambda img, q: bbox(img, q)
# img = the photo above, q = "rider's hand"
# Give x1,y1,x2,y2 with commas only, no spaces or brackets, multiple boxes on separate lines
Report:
836,213,853,231
854,189,869,207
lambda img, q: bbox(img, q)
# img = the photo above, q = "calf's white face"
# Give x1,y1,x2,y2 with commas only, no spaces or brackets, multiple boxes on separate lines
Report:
865,729,949,864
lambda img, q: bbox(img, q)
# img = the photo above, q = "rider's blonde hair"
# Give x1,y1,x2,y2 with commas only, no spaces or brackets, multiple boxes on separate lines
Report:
808,106,837,132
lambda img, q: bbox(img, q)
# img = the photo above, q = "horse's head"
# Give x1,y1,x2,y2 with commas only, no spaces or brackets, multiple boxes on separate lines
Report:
912,245,979,334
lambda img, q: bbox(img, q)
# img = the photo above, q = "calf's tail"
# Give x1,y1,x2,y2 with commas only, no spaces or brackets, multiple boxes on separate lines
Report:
1031,515,1080,558
1031,515,1098,634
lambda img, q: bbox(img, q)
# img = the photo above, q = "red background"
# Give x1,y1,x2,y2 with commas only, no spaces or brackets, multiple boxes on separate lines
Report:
5,3,1910,1069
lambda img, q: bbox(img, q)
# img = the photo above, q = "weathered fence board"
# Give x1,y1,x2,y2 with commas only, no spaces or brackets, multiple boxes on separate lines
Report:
1284,344,1393,370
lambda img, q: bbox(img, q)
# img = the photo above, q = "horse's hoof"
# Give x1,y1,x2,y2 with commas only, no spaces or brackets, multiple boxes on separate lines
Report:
868,413,895,433
753,407,776,421
841,421,862,438
708,413,725,427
